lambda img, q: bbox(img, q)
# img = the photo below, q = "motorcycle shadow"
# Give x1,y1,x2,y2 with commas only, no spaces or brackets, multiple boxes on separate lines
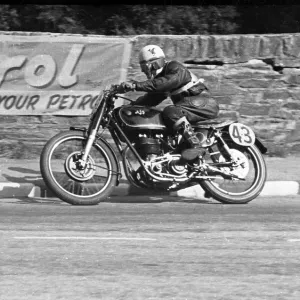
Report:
107,182,219,204
105,195,218,205
2,167,219,205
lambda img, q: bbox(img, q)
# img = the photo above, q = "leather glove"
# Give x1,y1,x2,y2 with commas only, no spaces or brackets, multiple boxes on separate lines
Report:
118,81,136,93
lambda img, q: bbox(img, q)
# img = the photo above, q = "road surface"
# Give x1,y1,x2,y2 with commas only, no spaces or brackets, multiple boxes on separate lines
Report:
1,194,300,300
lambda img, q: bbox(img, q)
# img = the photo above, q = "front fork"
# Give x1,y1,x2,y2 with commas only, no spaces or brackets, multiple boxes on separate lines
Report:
80,102,107,166
81,128,97,162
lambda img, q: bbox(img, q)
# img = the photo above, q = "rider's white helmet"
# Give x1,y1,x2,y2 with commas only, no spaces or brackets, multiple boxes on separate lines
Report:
138,45,166,79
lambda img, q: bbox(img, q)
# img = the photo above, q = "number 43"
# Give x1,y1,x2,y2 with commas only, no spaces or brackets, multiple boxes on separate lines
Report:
229,123,255,146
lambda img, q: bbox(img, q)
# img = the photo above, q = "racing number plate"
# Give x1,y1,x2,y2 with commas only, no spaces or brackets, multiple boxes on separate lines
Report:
228,123,255,146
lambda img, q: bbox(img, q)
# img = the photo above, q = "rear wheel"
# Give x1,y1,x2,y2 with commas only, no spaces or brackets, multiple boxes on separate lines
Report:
201,140,267,204
40,131,118,205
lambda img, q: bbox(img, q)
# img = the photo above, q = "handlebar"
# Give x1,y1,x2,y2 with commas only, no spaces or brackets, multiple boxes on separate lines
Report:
110,84,121,94
106,84,135,103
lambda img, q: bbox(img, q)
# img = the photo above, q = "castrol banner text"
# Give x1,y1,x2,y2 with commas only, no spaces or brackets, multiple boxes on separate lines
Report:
0,33,131,115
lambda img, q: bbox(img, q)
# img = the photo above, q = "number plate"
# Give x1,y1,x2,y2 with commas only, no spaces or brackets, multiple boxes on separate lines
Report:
228,123,255,146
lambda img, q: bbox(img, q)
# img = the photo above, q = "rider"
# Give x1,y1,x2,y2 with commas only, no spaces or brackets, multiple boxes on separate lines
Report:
118,44,219,161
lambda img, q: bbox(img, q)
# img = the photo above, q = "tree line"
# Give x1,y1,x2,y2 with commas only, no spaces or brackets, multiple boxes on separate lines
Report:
0,5,299,35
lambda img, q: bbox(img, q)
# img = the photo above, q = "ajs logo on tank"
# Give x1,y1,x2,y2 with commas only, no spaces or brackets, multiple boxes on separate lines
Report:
0,34,130,115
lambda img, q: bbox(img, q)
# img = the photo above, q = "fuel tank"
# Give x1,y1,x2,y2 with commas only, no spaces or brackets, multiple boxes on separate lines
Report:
116,105,167,130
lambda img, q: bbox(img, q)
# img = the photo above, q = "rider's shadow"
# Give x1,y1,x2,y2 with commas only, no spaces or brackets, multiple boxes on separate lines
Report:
1,166,51,197
8,167,40,174
2,166,44,186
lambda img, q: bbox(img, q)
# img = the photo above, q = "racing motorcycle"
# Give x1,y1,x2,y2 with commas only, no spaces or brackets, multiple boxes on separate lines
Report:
40,84,267,205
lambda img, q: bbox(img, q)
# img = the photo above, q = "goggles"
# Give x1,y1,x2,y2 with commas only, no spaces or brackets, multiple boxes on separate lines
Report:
140,61,151,73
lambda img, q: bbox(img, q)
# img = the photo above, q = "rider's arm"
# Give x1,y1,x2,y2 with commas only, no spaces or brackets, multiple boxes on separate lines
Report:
134,93,167,106
134,61,190,93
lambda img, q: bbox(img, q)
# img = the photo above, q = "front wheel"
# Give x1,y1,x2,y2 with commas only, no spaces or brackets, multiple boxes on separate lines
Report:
200,141,267,204
40,131,118,205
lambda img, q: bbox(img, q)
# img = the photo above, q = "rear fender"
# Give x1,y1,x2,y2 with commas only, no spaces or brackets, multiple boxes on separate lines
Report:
221,126,268,155
255,136,268,154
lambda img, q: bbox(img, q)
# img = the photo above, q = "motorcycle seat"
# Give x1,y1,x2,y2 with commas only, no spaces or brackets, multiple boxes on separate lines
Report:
194,118,222,125
192,119,236,129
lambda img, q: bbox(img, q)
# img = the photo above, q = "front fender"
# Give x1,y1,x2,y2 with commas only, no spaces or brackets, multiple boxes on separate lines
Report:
70,126,87,134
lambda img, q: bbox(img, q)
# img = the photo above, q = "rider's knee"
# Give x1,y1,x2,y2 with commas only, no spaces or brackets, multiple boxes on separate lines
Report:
162,105,181,119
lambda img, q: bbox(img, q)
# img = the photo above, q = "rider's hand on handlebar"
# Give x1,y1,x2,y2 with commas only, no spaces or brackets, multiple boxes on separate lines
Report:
117,81,136,94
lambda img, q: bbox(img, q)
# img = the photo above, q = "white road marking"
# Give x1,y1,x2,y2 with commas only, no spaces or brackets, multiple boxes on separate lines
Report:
0,182,20,191
26,177,43,181
288,239,300,242
150,197,163,200
172,185,206,199
14,236,157,241
260,181,299,196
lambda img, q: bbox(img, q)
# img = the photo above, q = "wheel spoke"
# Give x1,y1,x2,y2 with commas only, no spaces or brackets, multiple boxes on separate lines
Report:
207,143,259,196
48,137,112,198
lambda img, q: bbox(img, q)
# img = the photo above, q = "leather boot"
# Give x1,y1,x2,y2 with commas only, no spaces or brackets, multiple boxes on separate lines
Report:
173,117,205,162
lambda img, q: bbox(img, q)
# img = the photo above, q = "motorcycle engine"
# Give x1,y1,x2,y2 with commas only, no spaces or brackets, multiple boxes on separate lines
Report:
135,133,162,160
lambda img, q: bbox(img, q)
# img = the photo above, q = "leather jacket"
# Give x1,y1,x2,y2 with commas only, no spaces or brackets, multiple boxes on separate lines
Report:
134,60,207,106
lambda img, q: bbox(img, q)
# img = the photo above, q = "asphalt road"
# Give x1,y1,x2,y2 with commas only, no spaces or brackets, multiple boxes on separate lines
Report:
1,195,300,300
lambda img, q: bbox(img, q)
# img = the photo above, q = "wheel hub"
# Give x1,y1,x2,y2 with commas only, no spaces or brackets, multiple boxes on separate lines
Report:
64,152,96,182
219,149,249,178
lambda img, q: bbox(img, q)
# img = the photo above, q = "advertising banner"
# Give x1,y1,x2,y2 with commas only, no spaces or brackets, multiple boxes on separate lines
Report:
0,34,131,115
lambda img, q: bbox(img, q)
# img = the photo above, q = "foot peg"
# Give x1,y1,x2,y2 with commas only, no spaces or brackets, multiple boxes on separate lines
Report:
174,116,206,162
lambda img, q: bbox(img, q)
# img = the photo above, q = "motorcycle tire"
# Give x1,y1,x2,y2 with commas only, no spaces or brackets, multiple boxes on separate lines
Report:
40,130,118,205
200,142,267,204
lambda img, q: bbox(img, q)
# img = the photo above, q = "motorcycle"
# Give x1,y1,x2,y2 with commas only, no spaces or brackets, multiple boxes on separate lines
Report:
40,84,267,205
